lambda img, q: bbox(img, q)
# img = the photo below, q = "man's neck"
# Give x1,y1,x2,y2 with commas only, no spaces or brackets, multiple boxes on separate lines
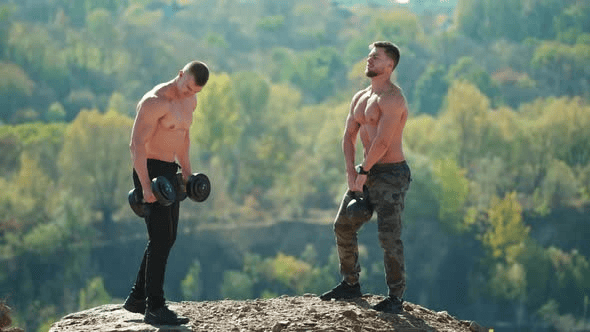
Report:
370,75,393,95
160,79,182,100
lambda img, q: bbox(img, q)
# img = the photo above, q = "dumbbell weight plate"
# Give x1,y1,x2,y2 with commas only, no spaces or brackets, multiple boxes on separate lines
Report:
151,176,176,206
128,188,149,218
187,173,211,202
175,173,188,202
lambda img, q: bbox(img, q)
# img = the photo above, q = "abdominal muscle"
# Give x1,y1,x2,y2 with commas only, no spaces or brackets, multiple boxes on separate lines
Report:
359,126,405,164
145,126,185,163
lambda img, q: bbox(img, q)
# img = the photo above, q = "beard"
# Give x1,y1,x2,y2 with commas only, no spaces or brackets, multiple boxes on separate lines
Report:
365,69,378,78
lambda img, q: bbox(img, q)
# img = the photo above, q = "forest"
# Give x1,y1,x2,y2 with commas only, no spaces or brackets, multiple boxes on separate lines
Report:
0,0,589,331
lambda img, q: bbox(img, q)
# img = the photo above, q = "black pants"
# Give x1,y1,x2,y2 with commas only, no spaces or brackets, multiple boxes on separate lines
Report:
130,159,180,310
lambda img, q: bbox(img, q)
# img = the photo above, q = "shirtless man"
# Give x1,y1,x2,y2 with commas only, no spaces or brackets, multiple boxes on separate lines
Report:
123,61,209,325
320,42,411,314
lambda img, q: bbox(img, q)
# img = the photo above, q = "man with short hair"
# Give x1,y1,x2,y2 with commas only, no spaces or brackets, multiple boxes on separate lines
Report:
320,41,411,314
123,61,209,325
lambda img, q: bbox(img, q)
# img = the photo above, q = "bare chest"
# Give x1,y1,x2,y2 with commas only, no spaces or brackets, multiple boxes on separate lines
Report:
159,100,194,131
354,94,381,126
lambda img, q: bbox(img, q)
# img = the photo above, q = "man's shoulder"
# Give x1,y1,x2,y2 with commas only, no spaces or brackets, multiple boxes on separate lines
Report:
378,86,407,112
139,87,169,108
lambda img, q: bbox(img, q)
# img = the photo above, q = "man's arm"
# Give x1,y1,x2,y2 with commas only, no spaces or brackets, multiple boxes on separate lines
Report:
176,129,192,180
343,90,364,191
361,93,406,171
129,97,163,203
176,98,196,180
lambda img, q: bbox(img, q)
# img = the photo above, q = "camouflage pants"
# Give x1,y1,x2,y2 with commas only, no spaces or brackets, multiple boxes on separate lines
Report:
333,161,411,298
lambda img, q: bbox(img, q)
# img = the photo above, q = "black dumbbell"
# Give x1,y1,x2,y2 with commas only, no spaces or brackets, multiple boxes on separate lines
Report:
187,173,211,202
346,191,373,222
174,172,211,202
128,176,177,218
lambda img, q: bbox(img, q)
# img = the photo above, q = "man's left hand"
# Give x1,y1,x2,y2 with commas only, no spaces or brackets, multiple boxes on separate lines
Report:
351,174,367,192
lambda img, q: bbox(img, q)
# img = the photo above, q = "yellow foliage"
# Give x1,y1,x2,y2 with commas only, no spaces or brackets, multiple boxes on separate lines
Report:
59,109,133,210
270,253,312,290
483,192,530,262
441,81,492,165
192,73,243,153
404,114,437,155
16,153,54,211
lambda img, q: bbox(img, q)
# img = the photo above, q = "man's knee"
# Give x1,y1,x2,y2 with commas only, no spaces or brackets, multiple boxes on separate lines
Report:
334,214,358,238
378,231,402,251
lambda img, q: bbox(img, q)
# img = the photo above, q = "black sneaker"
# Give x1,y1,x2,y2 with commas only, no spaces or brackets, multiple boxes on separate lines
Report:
319,281,362,301
123,295,146,314
144,306,189,325
372,296,403,314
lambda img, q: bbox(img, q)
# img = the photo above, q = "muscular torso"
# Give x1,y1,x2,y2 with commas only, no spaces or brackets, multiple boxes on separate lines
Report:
137,85,195,163
144,96,194,162
352,86,407,163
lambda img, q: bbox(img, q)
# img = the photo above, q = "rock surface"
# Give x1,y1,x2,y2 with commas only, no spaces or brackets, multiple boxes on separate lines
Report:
49,295,487,332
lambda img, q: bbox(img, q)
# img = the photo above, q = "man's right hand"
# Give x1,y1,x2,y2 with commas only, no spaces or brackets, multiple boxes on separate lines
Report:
143,190,157,203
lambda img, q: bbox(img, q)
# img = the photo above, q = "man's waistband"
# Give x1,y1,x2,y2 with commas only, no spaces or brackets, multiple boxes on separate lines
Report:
369,161,407,174
147,158,180,168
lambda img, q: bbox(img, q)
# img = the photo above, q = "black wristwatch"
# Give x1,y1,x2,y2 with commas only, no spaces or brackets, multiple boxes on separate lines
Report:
356,164,369,175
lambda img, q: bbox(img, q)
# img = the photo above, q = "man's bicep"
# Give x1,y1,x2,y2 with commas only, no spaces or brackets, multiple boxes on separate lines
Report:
344,92,364,137
131,100,160,146
377,97,405,139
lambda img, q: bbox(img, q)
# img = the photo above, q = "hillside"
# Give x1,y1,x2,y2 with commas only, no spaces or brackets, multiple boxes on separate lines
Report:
47,295,488,332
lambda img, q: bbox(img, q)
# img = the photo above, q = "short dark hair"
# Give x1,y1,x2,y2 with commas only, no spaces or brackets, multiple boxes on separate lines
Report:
370,41,400,70
185,61,209,86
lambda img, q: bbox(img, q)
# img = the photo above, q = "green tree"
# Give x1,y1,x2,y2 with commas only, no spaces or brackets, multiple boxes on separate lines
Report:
454,0,485,41
191,73,243,218
447,57,500,104
46,102,67,123
414,62,448,115
256,15,285,33
454,0,572,42
78,277,111,310
365,9,422,47
266,253,312,294
531,41,590,97
0,153,54,249
58,109,133,237
440,80,491,167
181,260,202,300
0,127,23,175
290,46,346,102
86,9,117,47
266,47,296,83
554,2,590,43
0,5,14,56
220,270,254,300
538,159,579,210
520,0,574,41
232,71,270,136
431,158,470,233
10,122,66,179
520,97,590,210
63,89,97,121
192,73,243,155
0,62,34,123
